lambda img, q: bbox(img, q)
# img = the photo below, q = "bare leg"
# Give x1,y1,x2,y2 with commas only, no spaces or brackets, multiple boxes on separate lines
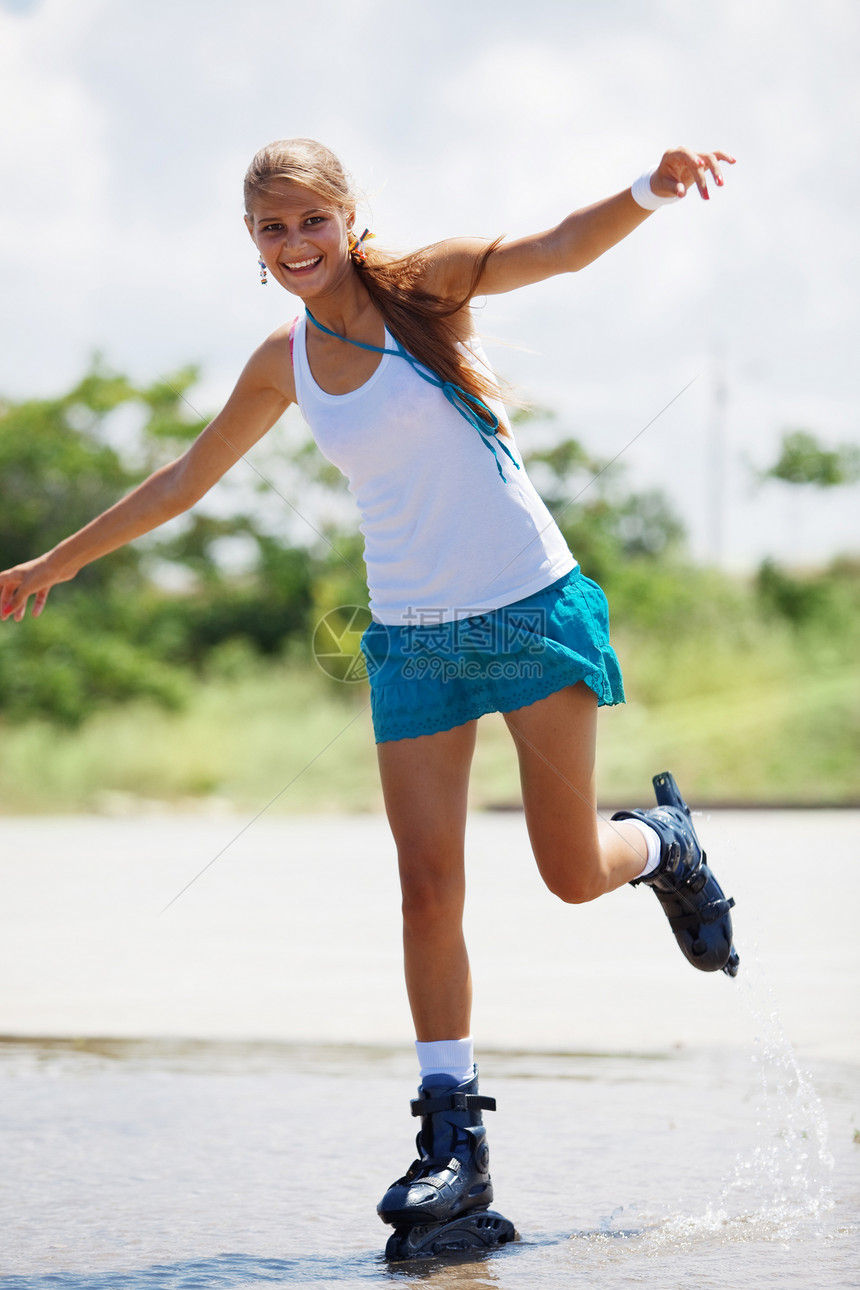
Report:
504,682,648,902
376,721,477,1041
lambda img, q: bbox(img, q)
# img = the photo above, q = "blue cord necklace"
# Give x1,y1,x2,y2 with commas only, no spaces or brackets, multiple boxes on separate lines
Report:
305,307,520,483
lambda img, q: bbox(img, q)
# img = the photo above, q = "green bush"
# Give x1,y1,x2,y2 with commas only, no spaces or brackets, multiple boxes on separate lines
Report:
0,611,187,727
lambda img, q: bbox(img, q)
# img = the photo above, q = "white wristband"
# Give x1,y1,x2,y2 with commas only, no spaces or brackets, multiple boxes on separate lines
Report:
630,166,681,211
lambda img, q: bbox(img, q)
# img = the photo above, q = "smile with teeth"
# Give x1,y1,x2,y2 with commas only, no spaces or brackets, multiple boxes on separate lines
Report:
283,256,322,271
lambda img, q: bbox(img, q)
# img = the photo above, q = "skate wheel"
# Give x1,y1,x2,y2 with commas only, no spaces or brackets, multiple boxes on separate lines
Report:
384,1209,517,1260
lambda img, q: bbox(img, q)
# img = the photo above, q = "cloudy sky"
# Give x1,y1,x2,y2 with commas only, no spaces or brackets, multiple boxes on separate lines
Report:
1,0,858,568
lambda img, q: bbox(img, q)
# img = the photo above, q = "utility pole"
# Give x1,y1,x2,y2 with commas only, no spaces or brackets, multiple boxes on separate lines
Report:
708,353,728,567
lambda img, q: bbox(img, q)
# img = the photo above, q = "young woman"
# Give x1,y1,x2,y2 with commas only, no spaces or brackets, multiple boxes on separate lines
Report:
0,138,738,1252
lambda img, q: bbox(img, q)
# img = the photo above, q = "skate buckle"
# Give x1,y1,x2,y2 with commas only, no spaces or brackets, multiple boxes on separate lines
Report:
411,1092,497,1117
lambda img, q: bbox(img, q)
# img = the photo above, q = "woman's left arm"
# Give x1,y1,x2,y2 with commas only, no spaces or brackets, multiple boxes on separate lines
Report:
431,146,735,298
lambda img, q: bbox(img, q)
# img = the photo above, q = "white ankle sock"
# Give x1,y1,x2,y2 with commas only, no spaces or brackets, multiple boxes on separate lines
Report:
624,819,662,878
415,1037,475,1085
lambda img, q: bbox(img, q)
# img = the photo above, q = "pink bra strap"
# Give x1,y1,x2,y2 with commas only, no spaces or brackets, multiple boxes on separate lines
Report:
289,316,298,364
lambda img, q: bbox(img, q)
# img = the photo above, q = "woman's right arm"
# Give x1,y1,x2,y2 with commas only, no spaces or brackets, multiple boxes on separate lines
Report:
0,329,295,623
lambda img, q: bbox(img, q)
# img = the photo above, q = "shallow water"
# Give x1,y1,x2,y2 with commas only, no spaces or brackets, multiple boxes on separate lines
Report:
0,811,858,1286
0,1012,857,1289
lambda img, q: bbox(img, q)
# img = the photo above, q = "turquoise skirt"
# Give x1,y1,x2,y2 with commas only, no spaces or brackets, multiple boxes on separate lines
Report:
360,567,625,743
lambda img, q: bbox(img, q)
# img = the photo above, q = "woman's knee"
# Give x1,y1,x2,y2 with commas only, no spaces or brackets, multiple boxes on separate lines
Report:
536,842,608,905
398,847,466,929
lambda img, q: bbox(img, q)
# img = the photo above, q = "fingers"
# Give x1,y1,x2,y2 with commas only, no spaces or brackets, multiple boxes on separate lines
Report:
0,573,34,622
654,147,735,204
0,592,22,622
690,149,737,200
0,579,17,622
0,556,58,622
6,596,34,623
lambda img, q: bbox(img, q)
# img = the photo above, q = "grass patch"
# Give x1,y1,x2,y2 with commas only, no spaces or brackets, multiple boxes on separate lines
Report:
0,656,382,815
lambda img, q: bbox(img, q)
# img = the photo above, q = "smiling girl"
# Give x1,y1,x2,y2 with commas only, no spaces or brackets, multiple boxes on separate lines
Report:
0,138,738,1256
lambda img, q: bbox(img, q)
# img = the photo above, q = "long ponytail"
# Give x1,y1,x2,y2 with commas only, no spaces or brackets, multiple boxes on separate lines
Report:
356,238,506,428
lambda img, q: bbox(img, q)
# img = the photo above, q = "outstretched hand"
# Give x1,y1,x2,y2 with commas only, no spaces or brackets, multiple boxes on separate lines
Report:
0,557,59,623
652,147,736,201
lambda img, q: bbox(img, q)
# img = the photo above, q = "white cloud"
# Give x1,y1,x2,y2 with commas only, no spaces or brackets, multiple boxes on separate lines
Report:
0,0,113,382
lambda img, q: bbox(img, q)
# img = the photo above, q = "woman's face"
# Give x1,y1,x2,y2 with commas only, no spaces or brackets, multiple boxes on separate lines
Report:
245,180,354,298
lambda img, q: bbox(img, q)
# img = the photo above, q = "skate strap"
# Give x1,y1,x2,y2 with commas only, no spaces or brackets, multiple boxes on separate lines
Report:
668,896,735,933
410,1092,497,1117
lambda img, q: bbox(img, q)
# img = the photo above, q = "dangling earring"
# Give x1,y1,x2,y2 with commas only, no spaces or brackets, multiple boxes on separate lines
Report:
258,256,268,286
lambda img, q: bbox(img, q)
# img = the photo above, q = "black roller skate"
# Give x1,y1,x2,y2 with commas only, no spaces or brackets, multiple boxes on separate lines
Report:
378,1070,517,1260
613,771,740,977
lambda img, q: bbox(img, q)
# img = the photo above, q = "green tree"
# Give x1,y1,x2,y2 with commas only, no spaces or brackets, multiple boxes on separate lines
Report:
762,429,860,488
0,356,209,585
521,427,685,585
0,357,315,723
754,429,860,629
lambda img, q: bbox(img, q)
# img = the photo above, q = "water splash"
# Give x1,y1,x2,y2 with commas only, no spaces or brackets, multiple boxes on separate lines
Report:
658,948,834,1251
722,954,833,1224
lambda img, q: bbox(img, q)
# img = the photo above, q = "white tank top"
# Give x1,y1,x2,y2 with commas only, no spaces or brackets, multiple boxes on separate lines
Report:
291,313,575,626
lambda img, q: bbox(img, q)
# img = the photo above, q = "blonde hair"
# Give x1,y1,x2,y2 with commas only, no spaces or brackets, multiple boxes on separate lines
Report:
244,139,505,425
